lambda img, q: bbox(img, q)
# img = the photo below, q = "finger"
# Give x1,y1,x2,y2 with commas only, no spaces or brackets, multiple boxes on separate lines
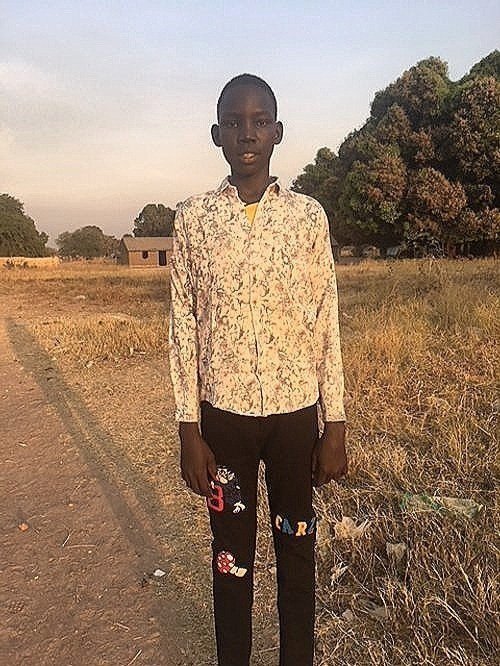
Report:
186,474,200,494
208,456,218,481
338,466,347,479
312,469,318,486
200,464,212,496
191,481,205,497
204,475,215,497
311,450,318,475
316,468,327,487
196,471,211,497
312,458,320,485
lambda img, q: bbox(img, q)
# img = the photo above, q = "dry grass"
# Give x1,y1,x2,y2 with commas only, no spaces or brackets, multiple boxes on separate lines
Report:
0,261,169,317
32,314,169,362
314,258,499,665
3,257,498,665
1,255,60,268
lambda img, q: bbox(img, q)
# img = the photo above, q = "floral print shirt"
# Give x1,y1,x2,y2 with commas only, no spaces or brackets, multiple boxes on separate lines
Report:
168,176,346,423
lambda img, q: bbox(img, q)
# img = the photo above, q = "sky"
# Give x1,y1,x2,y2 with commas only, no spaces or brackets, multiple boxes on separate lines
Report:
2,1,499,245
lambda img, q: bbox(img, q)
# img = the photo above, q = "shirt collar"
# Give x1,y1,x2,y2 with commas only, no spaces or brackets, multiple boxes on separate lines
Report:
215,175,282,198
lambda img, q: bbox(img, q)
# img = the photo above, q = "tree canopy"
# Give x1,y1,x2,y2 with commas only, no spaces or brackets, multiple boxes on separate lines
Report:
293,51,500,253
56,226,120,259
133,203,175,237
0,195,49,257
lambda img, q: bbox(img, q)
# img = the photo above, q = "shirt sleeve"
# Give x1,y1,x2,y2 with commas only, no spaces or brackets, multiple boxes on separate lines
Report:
311,204,346,422
168,202,200,422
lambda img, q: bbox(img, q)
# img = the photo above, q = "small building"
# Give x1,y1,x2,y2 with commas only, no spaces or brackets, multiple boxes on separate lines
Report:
360,244,381,258
340,244,356,257
119,236,173,268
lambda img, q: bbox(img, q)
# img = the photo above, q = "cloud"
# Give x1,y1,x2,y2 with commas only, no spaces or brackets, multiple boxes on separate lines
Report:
0,59,60,98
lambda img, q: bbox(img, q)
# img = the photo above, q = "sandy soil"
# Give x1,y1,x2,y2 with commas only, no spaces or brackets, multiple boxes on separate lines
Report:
0,306,210,665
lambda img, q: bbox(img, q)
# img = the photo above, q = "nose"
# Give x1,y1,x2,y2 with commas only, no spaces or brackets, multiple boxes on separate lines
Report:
238,119,256,143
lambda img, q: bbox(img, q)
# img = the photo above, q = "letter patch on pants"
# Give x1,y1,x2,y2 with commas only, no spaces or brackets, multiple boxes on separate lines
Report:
216,551,247,577
207,466,246,514
274,514,317,536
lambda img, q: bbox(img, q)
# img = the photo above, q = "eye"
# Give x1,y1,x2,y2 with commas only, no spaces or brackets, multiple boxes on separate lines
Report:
222,119,238,128
256,119,270,127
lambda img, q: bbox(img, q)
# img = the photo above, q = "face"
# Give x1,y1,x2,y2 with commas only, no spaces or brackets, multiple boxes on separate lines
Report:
211,84,283,177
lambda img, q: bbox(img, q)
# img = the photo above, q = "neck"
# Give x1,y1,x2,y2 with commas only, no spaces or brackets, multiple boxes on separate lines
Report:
229,170,275,204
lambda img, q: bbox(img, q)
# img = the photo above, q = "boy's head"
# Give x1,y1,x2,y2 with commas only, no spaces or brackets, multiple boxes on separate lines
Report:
211,73,283,178
216,74,278,121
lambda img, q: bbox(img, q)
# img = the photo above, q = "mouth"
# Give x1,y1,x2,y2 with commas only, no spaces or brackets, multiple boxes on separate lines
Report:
238,152,258,162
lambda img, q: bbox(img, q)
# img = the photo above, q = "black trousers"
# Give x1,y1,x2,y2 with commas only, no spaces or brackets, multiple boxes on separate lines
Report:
200,399,319,666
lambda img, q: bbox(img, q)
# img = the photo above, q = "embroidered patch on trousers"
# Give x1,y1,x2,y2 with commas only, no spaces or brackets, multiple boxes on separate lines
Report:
274,514,317,536
207,466,246,514
216,550,248,577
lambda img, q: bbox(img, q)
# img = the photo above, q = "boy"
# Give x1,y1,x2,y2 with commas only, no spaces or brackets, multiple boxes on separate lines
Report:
168,73,347,666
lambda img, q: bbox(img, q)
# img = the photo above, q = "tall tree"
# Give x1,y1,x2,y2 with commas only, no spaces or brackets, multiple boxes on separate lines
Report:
463,50,500,82
371,56,451,128
291,148,351,242
0,194,49,257
443,76,500,205
338,147,407,249
406,167,467,243
133,204,175,237
56,226,118,258
293,51,499,254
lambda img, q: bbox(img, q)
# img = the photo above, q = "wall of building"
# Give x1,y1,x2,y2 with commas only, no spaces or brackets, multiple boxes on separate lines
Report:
126,250,172,267
128,250,159,267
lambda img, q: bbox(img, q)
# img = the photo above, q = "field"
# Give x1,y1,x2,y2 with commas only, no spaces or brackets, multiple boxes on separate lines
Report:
1,257,498,665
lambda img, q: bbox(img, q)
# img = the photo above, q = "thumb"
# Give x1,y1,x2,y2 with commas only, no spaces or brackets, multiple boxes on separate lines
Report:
311,446,318,474
207,454,218,481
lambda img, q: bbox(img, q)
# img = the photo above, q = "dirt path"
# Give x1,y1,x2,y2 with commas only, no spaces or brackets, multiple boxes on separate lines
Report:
0,316,192,665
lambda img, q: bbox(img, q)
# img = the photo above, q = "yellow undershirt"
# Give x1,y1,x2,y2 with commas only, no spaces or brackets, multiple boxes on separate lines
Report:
244,202,259,224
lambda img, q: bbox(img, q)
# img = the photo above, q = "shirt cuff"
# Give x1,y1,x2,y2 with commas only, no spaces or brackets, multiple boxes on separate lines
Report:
174,406,200,422
319,402,346,423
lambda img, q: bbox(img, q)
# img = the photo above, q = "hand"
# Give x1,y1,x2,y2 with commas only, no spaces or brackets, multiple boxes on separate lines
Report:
179,422,217,497
312,421,347,487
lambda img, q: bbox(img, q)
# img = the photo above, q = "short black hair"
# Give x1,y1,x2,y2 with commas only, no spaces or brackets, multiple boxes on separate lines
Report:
217,73,277,120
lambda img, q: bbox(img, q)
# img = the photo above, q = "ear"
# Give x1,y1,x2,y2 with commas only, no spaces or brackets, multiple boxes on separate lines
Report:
274,120,284,145
211,123,222,147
